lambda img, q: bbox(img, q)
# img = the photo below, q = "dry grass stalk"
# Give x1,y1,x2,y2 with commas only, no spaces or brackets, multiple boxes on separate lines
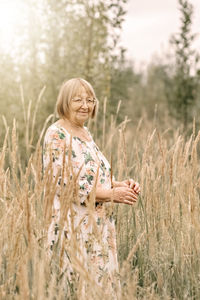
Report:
1,100,200,299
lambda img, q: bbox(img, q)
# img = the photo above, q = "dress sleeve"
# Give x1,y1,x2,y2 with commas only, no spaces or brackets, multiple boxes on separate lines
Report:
43,127,98,206
43,127,68,209
76,149,98,204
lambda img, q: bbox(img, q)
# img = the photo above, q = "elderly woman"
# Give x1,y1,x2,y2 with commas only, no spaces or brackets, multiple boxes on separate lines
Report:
43,78,140,295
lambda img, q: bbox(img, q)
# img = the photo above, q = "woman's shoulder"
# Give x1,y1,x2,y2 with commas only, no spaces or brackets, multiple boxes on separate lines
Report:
44,122,70,142
83,126,93,141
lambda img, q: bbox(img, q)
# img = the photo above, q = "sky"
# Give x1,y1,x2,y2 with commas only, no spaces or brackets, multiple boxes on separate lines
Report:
121,0,200,69
0,0,199,70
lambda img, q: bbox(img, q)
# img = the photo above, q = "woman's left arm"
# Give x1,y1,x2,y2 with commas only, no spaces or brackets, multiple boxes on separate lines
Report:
113,179,141,194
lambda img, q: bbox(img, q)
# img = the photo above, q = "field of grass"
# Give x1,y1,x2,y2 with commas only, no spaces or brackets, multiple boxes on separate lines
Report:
0,104,200,299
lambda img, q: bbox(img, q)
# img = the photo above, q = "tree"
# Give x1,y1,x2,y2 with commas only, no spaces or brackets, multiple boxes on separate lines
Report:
109,50,142,122
0,0,130,151
169,0,199,129
41,0,128,121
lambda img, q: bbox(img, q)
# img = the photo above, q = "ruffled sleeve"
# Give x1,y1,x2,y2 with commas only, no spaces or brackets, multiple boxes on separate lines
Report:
43,126,68,209
43,126,99,206
76,147,98,204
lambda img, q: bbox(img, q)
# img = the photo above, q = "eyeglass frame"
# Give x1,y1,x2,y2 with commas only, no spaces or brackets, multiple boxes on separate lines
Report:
71,96,97,106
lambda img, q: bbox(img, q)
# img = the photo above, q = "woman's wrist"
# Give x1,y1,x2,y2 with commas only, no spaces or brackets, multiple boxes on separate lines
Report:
112,180,120,187
112,180,128,188
95,187,112,203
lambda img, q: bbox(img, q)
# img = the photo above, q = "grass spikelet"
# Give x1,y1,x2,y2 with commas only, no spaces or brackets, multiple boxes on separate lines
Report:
30,86,46,146
102,97,107,149
1,96,200,299
11,118,17,171
0,128,9,171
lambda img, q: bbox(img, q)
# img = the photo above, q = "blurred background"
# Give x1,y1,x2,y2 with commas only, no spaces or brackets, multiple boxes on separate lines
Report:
0,0,200,147
1,2,200,298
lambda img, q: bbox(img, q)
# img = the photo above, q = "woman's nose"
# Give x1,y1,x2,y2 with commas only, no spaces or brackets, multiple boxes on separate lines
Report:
81,100,88,108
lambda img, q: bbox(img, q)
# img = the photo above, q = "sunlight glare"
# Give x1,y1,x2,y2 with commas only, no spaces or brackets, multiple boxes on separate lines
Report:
0,0,27,52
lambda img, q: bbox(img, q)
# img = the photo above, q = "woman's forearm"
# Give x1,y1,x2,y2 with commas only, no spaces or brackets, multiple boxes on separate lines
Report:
95,185,138,205
112,180,121,187
95,187,112,203
112,180,127,188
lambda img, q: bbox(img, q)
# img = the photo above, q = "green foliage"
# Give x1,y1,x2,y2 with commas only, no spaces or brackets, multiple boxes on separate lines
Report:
109,51,141,121
168,0,199,129
0,0,129,148
1,1,200,297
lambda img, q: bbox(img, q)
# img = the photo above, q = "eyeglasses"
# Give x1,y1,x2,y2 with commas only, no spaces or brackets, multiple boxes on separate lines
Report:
71,97,96,106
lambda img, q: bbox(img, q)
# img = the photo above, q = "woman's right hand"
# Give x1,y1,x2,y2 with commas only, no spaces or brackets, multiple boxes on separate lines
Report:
112,187,138,205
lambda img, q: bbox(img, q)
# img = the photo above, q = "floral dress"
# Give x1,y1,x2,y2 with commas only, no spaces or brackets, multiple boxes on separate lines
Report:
43,122,120,295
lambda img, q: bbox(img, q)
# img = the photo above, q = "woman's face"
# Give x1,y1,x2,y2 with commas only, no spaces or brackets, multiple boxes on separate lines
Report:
68,86,95,126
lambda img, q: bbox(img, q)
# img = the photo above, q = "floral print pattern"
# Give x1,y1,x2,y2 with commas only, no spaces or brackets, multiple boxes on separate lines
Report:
43,123,120,294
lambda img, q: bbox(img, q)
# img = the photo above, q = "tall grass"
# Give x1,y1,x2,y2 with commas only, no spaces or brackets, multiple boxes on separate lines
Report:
0,94,200,299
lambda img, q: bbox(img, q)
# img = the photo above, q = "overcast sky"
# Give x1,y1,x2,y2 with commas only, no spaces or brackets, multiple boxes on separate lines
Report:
121,0,200,69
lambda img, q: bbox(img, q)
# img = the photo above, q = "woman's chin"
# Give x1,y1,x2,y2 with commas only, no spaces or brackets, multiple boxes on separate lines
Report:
76,113,90,123
77,112,89,118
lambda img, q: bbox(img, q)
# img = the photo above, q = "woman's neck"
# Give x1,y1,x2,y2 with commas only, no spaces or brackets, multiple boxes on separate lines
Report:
59,118,91,142
62,118,84,130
